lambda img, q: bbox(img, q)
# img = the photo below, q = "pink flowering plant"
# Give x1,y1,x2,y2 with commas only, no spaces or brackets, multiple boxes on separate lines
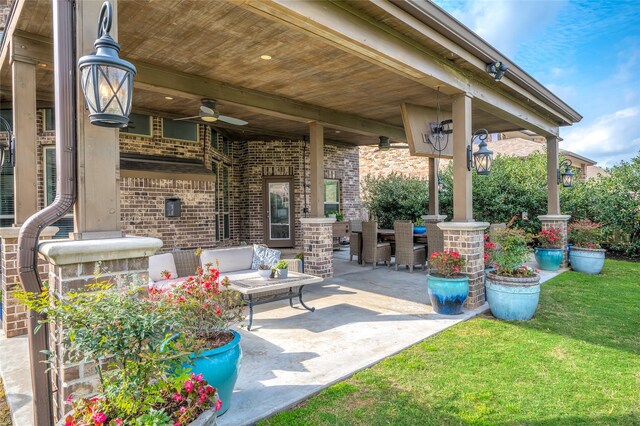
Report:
569,219,603,249
429,250,467,278
535,227,563,249
484,235,497,268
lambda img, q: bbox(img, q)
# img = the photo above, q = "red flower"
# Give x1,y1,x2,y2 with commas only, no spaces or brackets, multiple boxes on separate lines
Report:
173,392,183,402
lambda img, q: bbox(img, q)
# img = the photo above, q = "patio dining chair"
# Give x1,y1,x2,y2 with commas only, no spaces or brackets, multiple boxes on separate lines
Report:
425,222,444,259
362,221,391,269
349,219,363,262
393,221,426,272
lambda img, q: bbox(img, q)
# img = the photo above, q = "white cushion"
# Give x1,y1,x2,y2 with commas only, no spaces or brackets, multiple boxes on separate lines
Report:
149,277,186,292
251,244,281,269
201,246,254,273
148,253,178,282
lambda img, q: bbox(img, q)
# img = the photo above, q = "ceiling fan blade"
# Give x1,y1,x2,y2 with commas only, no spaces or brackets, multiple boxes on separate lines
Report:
173,116,201,121
218,115,248,126
200,105,215,116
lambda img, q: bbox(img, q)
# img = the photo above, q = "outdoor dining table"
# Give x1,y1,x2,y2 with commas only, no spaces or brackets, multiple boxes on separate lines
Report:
351,229,428,264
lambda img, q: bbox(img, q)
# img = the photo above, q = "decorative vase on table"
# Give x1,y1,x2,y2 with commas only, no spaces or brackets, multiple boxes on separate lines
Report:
486,227,541,320
426,250,468,315
568,219,606,274
534,227,564,271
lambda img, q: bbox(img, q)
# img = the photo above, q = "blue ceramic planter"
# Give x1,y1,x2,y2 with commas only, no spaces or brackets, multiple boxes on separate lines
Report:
534,247,563,271
186,330,242,415
569,247,605,274
413,226,426,235
486,272,540,320
427,275,469,315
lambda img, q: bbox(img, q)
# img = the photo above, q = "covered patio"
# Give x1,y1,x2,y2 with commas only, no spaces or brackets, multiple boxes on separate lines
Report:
0,0,581,424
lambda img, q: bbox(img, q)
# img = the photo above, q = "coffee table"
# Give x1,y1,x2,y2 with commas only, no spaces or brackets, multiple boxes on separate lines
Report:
228,272,324,330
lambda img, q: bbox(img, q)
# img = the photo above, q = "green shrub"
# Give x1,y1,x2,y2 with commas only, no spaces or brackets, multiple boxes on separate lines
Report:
361,173,429,228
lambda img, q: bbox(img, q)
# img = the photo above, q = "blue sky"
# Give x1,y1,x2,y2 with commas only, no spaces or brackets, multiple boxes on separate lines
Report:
432,0,640,167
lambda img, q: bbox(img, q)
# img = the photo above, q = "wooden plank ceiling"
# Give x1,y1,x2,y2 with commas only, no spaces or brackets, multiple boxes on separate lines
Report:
1,0,522,145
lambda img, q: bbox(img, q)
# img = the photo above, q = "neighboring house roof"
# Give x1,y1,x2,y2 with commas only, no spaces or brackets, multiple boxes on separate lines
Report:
585,165,610,179
489,138,597,166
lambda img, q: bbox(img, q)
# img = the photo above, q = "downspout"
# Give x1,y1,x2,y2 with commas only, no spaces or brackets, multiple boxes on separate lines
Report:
17,1,77,425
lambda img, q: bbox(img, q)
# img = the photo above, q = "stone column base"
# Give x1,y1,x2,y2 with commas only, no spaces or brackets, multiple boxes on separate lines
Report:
438,221,489,309
538,214,571,267
422,215,447,224
301,218,336,278
0,226,58,337
38,236,163,421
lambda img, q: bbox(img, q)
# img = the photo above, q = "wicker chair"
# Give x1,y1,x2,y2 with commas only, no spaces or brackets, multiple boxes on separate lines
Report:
361,221,391,269
425,223,444,258
349,219,363,262
393,221,426,272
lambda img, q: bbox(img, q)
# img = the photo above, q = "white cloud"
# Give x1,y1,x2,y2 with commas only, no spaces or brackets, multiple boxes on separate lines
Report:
561,107,640,167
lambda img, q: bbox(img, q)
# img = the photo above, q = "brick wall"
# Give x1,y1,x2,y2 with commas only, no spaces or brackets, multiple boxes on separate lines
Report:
359,146,431,180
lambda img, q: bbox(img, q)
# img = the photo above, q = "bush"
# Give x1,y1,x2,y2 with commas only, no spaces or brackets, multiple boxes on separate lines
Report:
361,173,429,228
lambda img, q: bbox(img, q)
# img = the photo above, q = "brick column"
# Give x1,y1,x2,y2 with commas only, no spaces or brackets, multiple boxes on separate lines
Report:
1,226,58,337
438,222,489,310
301,218,335,278
38,236,163,421
538,215,571,267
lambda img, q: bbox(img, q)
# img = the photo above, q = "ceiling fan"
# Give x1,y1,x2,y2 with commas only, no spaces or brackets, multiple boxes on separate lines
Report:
173,99,248,126
377,136,409,151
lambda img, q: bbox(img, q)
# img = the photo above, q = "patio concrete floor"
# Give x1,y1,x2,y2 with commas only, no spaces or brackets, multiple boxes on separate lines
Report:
0,250,565,426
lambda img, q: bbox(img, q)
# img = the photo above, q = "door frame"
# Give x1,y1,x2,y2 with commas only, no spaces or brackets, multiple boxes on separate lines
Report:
263,176,295,248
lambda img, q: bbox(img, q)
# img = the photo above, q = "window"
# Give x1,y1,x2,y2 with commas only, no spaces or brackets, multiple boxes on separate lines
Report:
162,118,197,141
44,109,55,131
210,129,219,151
0,160,14,227
122,113,151,136
222,137,231,156
43,147,75,238
222,165,231,239
0,109,12,131
324,179,340,215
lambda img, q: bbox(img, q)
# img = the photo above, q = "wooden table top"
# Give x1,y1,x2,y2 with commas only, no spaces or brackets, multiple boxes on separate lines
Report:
228,272,323,295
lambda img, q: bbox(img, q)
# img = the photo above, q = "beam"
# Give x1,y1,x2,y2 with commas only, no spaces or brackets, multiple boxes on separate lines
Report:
309,122,324,217
133,61,407,141
0,0,27,73
428,157,439,215
451,93,473,222
11,58,38,225
235,0,562,137
546,137,560,215
10,30,54,67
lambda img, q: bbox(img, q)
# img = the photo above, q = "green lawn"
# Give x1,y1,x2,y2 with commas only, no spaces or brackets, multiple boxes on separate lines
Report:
260,260,640,425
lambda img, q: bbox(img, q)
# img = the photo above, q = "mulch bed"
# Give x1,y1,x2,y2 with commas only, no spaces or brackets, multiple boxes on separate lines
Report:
0,378,12,426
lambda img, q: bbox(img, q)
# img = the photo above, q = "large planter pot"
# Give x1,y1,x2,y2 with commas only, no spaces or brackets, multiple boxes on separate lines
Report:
413,226,426,235
569,247,606,274
486,272,541,321
427,275,469,315
484,267,496,302
534,247,563,271
186,330,242,415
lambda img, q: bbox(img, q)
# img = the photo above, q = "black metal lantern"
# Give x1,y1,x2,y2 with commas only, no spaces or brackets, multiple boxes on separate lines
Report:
378,136,390,151
467,128,493,175
78,2,136,127
558,159,575,187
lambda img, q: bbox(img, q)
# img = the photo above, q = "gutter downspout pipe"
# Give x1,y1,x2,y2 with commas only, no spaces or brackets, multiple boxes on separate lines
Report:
17,1,77,424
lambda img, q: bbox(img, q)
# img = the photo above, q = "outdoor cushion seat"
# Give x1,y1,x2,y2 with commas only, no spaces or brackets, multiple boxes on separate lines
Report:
393,221,426,272
149,277,186,291
148,252,178,281
362,221,391,269
200,246,254,273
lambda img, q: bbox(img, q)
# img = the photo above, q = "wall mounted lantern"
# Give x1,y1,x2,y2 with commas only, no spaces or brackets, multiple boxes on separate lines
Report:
467,128,493,175
78,1,136,127
558,159,575,187
378,136,390,151
486,60,509,81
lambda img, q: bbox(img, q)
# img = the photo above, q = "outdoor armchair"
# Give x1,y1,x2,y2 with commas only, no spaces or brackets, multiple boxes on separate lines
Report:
362,221,391,269
393,221,426,272
349,219,362,262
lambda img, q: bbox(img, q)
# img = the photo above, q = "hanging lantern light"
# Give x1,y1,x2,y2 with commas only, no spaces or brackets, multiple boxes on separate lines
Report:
378,136,391,151
558,159,575,187
467,128,493,175
78,1,136,128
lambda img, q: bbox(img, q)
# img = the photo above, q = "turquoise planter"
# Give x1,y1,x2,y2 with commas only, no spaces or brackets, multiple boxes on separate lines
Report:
486,272,540,320
186,330,242,415
413,226,426,234
427,275,469,315
569,247,605,274
534,247,563,271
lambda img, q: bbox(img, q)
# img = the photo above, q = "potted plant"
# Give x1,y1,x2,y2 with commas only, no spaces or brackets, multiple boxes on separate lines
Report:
257,263,272,280
486,228,541,321
413,218,426,235
325,210,337,219
335,212,345,222
426,250,468,315
534,227,564,271
17,281,223,425
155,263,245,416
568,219,606,274
275,260,289,279
295,252,304,272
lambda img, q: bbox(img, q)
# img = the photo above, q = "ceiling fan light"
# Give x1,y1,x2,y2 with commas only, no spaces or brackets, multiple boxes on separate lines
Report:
201,116,218,122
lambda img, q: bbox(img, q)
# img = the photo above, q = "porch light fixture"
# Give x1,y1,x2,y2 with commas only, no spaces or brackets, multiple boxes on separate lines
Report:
78,1,136,127
486,60,509,81
558,159,575,187
467,128,493,175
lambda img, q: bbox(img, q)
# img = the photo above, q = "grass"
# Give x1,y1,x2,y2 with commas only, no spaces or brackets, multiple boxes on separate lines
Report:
260,260,640,425
0,378,11,426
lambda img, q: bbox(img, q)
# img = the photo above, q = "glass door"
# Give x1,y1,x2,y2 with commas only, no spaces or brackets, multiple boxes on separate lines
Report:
263,177,295,247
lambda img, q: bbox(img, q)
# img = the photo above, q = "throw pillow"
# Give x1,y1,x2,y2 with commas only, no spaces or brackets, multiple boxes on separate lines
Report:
251,244,281,269
148,253,178,282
